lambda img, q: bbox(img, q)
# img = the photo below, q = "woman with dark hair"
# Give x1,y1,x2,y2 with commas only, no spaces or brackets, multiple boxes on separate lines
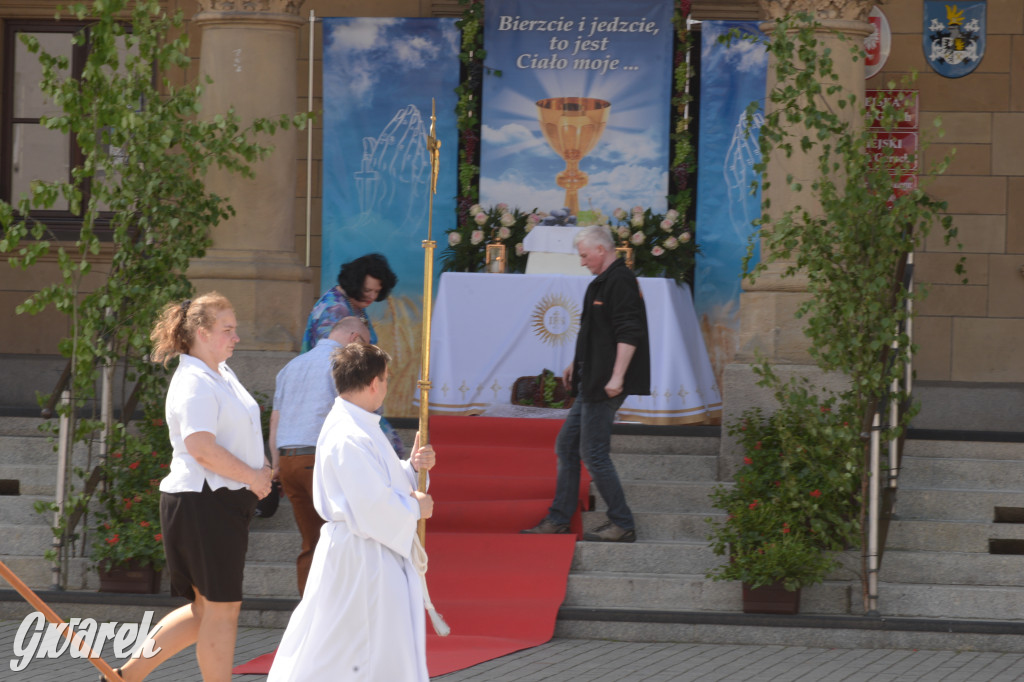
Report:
301,253,398,352
300,253,404,456
105,292,272,681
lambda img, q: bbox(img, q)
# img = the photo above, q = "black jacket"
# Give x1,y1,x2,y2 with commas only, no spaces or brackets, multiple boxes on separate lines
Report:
570,258,651,402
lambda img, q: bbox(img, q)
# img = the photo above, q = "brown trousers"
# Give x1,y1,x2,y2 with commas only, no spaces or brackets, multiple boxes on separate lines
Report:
278,454,325,596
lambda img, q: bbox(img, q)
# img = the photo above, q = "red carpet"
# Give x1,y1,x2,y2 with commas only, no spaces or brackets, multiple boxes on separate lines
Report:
234,416,586,677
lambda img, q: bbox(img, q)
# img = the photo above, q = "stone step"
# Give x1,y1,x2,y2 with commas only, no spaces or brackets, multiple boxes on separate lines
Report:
611,453,717,481
0,417,59,438
555,615,1024,652
0,555,95,591
570,540,721,575
241,560,301,598
901,455,1024,491
0,494,60,526
609,433,719,456
564,571,856,614
0,523,56,555
886,519,1024,553
902,439,1024,461
894,490,1024,522
583,510,724,543
592,480,720,514
247,529,301,559
877,582,1024,621
880,550,1024,587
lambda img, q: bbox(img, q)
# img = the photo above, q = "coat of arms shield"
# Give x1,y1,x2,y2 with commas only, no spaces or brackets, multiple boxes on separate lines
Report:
923,1,986,78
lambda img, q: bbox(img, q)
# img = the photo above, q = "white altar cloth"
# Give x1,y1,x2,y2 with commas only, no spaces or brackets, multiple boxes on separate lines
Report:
423,273,722,425
522,225,590,276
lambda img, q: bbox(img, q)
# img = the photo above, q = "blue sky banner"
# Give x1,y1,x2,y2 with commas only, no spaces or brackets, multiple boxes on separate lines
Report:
322,17,460,416
694,22,767,385
479,0,674,217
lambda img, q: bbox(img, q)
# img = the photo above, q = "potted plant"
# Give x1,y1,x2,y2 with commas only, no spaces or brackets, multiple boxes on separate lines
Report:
705,11,963,612
91,405,171,593
706,383,862,613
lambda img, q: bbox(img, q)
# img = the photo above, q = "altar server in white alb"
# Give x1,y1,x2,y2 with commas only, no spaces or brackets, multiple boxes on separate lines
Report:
269,342,436,682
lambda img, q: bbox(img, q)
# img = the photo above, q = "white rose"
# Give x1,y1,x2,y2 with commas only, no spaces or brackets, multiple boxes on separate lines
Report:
500,212,515,227
471,230,485,245
448,232,462,247
498,226,511,240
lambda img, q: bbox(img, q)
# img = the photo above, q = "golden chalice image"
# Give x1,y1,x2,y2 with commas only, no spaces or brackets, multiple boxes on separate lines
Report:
536,97,611,216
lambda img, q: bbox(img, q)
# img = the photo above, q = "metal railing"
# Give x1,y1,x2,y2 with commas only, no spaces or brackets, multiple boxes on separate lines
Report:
863,251,915,614
42,356,140,589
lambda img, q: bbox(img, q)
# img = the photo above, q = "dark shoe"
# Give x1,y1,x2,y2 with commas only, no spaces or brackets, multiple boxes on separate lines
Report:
583,521,635,543
520,518,570,534
99,668,122,681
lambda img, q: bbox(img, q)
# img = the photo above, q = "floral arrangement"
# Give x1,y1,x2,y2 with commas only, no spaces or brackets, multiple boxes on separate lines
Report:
608,206,696,283
441,202,697,284
91,408,171,572
441,203,541,274
705,384,862,591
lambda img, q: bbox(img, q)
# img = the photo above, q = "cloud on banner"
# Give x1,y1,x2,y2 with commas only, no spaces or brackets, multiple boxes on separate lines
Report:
321,17,460,417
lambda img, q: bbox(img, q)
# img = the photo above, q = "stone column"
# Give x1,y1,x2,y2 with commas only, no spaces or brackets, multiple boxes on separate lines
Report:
188,0,312,358
720,0,875,478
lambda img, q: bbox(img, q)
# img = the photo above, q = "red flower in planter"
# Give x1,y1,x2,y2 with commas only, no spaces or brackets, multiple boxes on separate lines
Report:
743,457,753,465
810,489,821,498
153,534,163,542
106,535,119,545
748,500,759,509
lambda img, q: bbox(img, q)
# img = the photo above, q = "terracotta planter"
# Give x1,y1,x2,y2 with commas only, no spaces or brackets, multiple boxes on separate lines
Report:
741,581,800,614
97,560,162,594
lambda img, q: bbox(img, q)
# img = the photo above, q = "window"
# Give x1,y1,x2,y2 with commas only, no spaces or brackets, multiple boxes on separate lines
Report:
1,20,121,239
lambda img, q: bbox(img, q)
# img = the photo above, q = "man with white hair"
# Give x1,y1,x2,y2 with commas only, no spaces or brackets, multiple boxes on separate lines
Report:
523,225,650,542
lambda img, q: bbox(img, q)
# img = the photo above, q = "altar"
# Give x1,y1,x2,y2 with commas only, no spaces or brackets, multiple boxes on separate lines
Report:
423,273,722,425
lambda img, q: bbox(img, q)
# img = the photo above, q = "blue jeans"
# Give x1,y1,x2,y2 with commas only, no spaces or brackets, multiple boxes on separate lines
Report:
547,394,634,530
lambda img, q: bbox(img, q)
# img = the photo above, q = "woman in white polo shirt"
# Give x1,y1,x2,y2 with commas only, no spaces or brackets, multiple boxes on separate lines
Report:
106,292,273,682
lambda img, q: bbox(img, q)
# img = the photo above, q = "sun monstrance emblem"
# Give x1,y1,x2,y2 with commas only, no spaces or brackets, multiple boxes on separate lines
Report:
531,294,580,346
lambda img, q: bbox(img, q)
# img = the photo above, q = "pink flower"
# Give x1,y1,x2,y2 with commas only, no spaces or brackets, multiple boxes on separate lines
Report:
612,207,626,221
470,230,485,245
527,213,541,224
651,245,665,257
630,231,644,246
469,204,482,215
498,226,512,240
474,212,488,226
617,226,631,240
500,212,515,227
664,236,679,250
679,231,692,243
129,462,139,470
631,215,644,228
665,208,679,222
631,206,643,215
448,232,462,247
748,500,759,509
495,202,508,211
660,219,674,232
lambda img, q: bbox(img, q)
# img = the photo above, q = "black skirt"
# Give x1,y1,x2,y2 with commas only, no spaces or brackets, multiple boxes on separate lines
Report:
160,482,257,602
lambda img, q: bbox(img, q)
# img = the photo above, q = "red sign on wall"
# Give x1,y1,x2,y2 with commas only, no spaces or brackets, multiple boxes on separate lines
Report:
865,90,919,204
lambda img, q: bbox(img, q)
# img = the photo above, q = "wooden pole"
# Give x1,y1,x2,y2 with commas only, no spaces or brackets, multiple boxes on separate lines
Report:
417,98,441,545
0,560,121,679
